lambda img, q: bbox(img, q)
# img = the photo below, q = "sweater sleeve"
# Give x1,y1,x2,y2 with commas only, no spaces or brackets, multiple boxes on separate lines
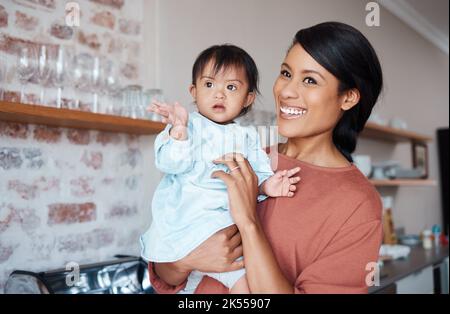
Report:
154,123,194,175
294,201,383,294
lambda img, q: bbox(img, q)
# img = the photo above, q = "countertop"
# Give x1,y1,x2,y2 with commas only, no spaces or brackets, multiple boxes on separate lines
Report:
369,244,449,294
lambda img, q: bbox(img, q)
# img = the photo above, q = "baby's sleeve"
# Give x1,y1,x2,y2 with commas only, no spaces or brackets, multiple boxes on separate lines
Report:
246,127,274,202
154,123,194,175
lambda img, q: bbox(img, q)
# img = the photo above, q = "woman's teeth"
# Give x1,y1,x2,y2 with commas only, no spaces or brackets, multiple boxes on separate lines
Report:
280,106,307,116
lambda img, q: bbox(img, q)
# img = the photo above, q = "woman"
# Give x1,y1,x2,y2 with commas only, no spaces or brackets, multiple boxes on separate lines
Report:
149,21,384,294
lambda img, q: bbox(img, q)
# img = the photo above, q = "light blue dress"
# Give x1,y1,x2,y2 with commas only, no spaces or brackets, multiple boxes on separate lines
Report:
140,111,274,263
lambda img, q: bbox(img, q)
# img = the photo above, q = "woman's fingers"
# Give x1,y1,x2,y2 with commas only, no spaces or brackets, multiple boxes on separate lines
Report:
211,170,234,186
227,256,244,272
229,229,242,250
230,245,243,262
213,152,252,180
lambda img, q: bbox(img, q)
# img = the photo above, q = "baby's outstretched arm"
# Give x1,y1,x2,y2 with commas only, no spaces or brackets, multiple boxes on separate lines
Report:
148,101,189,140
260,167,301,198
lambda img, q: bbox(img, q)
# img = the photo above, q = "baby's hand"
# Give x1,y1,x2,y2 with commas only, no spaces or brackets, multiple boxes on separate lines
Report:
261,167,301,198
148,101,189,140
147,101,189,127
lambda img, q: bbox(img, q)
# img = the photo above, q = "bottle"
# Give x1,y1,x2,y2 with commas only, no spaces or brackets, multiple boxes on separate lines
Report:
432,225,441,247
381,196,397,245
422,230,433,249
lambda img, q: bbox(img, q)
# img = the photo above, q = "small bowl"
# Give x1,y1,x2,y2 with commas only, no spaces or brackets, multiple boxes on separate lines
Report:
398,235,421,246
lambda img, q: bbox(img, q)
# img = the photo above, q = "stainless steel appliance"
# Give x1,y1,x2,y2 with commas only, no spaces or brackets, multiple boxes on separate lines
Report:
4,255,154,294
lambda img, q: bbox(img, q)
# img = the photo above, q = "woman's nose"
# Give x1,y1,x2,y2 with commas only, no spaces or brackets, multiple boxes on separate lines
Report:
279,80,299,99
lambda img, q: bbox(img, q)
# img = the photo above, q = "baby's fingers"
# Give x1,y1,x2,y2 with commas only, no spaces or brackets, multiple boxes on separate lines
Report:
286,167,301,177
289,176,301,184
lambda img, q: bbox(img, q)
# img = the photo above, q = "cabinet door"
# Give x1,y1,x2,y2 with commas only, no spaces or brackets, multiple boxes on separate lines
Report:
396,266,434,294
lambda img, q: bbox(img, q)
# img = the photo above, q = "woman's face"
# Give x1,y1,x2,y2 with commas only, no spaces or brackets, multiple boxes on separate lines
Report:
273,44,349,139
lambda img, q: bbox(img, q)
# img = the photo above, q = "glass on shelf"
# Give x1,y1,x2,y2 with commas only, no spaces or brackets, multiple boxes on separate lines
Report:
16,45,37,104
51,45,72,109
101,58,121,115
121,85,143,119
70,52,93,111
36,44,52,106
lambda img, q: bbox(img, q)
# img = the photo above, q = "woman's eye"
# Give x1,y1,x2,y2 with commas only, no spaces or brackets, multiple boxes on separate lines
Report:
227,85,237,91
303,77,317,85
280,70,291,78
205,82,213,88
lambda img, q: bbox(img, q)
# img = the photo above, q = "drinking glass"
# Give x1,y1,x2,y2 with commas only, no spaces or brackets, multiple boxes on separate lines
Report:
36,44,52,105
16,45,37,104
122,85,142,119
101,58,121,114
52,46,71,109
70,53,93,110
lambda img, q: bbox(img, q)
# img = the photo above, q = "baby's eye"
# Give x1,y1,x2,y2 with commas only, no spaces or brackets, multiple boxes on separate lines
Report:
205,81,214,88
227,85,237,91
303,77,317,85
280,70,291,78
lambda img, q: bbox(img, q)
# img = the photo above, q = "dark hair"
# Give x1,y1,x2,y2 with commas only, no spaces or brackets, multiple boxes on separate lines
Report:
192,44,260,117
292,22,383,162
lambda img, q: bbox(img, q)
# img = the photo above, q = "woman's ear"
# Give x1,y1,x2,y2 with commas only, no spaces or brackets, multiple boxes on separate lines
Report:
340,88,360,111
189,84,197,100
244,92,256,108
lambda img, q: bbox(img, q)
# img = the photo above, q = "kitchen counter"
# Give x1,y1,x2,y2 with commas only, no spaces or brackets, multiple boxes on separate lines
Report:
369,244,449,294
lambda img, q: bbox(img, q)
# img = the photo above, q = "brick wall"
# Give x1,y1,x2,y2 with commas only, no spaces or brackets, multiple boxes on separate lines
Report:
0,0,158,293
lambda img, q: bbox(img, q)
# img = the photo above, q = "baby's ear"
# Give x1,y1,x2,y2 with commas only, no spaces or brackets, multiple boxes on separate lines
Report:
189,84,197,99
245,92,255,108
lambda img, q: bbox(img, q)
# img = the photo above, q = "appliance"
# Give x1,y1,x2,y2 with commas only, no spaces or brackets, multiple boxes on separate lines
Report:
4,255,154,294
437,128,449,236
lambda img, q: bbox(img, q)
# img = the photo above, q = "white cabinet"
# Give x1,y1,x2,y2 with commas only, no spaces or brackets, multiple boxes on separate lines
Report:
396,266,434,294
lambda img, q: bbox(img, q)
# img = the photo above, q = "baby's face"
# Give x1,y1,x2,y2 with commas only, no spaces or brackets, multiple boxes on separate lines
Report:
190,61,254,124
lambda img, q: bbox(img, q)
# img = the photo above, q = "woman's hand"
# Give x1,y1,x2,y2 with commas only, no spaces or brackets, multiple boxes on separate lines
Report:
211,153,260,228
175,224,244,273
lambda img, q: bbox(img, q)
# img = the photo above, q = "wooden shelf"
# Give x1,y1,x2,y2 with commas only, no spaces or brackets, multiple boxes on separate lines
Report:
361,122,432,143
0,100,166,135
370,179,437,187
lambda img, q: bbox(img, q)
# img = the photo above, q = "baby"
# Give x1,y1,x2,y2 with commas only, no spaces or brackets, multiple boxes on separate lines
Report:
140,44,301,294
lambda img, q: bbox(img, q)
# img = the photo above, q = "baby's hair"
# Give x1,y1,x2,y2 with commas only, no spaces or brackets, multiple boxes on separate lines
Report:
191,44,260,117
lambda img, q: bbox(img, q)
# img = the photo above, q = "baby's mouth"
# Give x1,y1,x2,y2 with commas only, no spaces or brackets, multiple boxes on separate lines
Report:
212,103,226,112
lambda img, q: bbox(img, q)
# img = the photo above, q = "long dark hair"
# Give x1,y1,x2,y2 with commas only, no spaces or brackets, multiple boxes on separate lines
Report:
292,22,383,162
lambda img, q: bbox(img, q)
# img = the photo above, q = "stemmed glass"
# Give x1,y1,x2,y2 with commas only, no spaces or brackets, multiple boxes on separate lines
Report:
36,44,52,105
52,46,71,109
16,45,37,104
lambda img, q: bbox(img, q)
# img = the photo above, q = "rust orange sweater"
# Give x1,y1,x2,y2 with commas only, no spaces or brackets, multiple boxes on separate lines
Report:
149,151,383,294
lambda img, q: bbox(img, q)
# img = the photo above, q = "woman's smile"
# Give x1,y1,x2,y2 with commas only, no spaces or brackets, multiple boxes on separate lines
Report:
279,102,308,120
